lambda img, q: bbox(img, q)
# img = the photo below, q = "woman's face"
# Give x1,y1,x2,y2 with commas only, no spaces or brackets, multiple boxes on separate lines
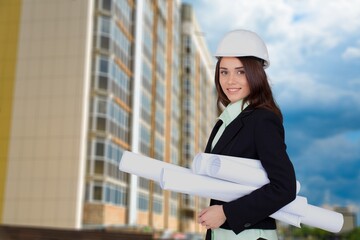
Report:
219,57,250,103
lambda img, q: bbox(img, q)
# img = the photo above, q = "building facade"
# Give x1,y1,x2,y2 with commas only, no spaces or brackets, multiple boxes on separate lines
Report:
179,3,217,233
0,0,216,235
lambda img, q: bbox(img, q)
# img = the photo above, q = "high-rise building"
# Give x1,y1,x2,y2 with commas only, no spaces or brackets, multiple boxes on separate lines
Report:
179,3,217,233
1,0,94,229
0,0,216,236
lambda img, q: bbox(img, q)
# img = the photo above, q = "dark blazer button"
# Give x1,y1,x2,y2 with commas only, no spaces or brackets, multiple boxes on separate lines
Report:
244,223,251,228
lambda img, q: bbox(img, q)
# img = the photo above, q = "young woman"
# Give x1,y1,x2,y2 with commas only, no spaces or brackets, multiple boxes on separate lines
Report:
198,30,297,240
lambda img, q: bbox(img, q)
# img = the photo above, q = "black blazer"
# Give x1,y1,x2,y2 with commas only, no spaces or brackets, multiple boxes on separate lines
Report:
204,106,297,239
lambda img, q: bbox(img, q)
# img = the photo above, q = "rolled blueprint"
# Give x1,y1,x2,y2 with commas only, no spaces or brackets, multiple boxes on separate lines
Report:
193,153,301,193
161,168,344,232
119,151,344,233
160,168,302,227
119,151,190,182
192,153,262,174
301,205,344,233
161,168,306,215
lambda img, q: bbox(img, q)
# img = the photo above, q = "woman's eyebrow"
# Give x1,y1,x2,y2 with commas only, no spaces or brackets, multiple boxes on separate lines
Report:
219,66,244,69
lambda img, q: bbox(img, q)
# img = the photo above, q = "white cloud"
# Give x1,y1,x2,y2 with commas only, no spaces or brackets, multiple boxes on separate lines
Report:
293,132,360,205
300,133,360,165
185,1,360,127
271,69,360,110
194,0,360,67
342,46,360,60
191,1,360,118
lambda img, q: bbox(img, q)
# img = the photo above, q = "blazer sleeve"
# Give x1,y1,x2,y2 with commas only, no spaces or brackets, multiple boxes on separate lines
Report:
222,110,297,234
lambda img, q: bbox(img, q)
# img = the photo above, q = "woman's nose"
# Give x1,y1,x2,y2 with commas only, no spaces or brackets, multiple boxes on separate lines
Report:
227,73,237,84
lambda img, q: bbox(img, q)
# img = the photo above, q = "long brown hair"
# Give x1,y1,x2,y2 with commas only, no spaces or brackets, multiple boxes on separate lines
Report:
215,57,283,122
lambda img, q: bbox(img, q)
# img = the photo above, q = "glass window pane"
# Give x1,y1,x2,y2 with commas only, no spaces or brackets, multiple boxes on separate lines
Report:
96,142,104,156
100,58,108,73
93,185,102,200
98,100,107,114
100,36,110,50
102,0,111,11
98,76,108,90
94,160,104,174
106,185,111,202
96,117,106,131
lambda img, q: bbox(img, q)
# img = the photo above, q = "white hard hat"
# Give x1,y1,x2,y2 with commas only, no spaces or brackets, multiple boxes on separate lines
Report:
215,29,270,68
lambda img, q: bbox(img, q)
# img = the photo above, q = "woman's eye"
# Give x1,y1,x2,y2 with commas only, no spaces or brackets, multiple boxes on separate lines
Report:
220,71,228,75
237,70,245,75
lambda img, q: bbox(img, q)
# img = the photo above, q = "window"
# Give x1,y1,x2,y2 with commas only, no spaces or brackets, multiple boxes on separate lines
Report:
170,202,177,217
183,194,195,207
100,16,111,34
171,192,178,200
101,0,112,12
96,117,106,131
153,183,163,195
94,160,104,174
116,186,127,206
97,99,107,115
99,57,108,73
114,0,132,33
85,183,90,201
105,185,112,202
98,76,108,91
93,185,103,201
100,36,110,50
139,177,149,190
138,193,149,211
154,136,164,160
95,142,104,156
153,197,162,214
140,124,150,156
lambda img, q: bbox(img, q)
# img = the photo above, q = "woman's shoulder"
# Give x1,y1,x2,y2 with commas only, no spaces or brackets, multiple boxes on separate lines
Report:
249,107,278,117
247,107,282,124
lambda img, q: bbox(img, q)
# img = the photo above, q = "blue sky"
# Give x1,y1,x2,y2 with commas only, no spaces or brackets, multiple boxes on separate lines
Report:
184,0,360,221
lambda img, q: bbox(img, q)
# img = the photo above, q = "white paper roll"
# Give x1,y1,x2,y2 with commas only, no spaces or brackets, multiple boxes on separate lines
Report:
119,151,306,217
120,151,344,233
301,205,344,233
210,155,269,187
192,153,262,174
193,153,301,193
272,211,302,228
160,167,256,201
119,151,190,182
163,166,306,215
160,168,303,227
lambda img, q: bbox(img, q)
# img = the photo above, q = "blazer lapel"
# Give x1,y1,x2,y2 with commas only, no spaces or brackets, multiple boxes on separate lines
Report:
212,107,254,153
204,120,223,153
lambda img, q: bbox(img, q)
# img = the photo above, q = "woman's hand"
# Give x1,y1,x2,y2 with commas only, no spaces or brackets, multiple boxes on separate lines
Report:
198,205,226,230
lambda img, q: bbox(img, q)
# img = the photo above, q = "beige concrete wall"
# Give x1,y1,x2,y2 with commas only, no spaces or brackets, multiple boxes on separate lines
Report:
153,213,164,230
83,203,127,226
3,0,93,229
138,212,149,226
168,216,178,231
103,204,127,225
0,0,22,222
83,203,104,224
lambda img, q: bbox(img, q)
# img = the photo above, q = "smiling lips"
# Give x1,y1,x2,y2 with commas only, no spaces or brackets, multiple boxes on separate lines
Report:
227,88,242,92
